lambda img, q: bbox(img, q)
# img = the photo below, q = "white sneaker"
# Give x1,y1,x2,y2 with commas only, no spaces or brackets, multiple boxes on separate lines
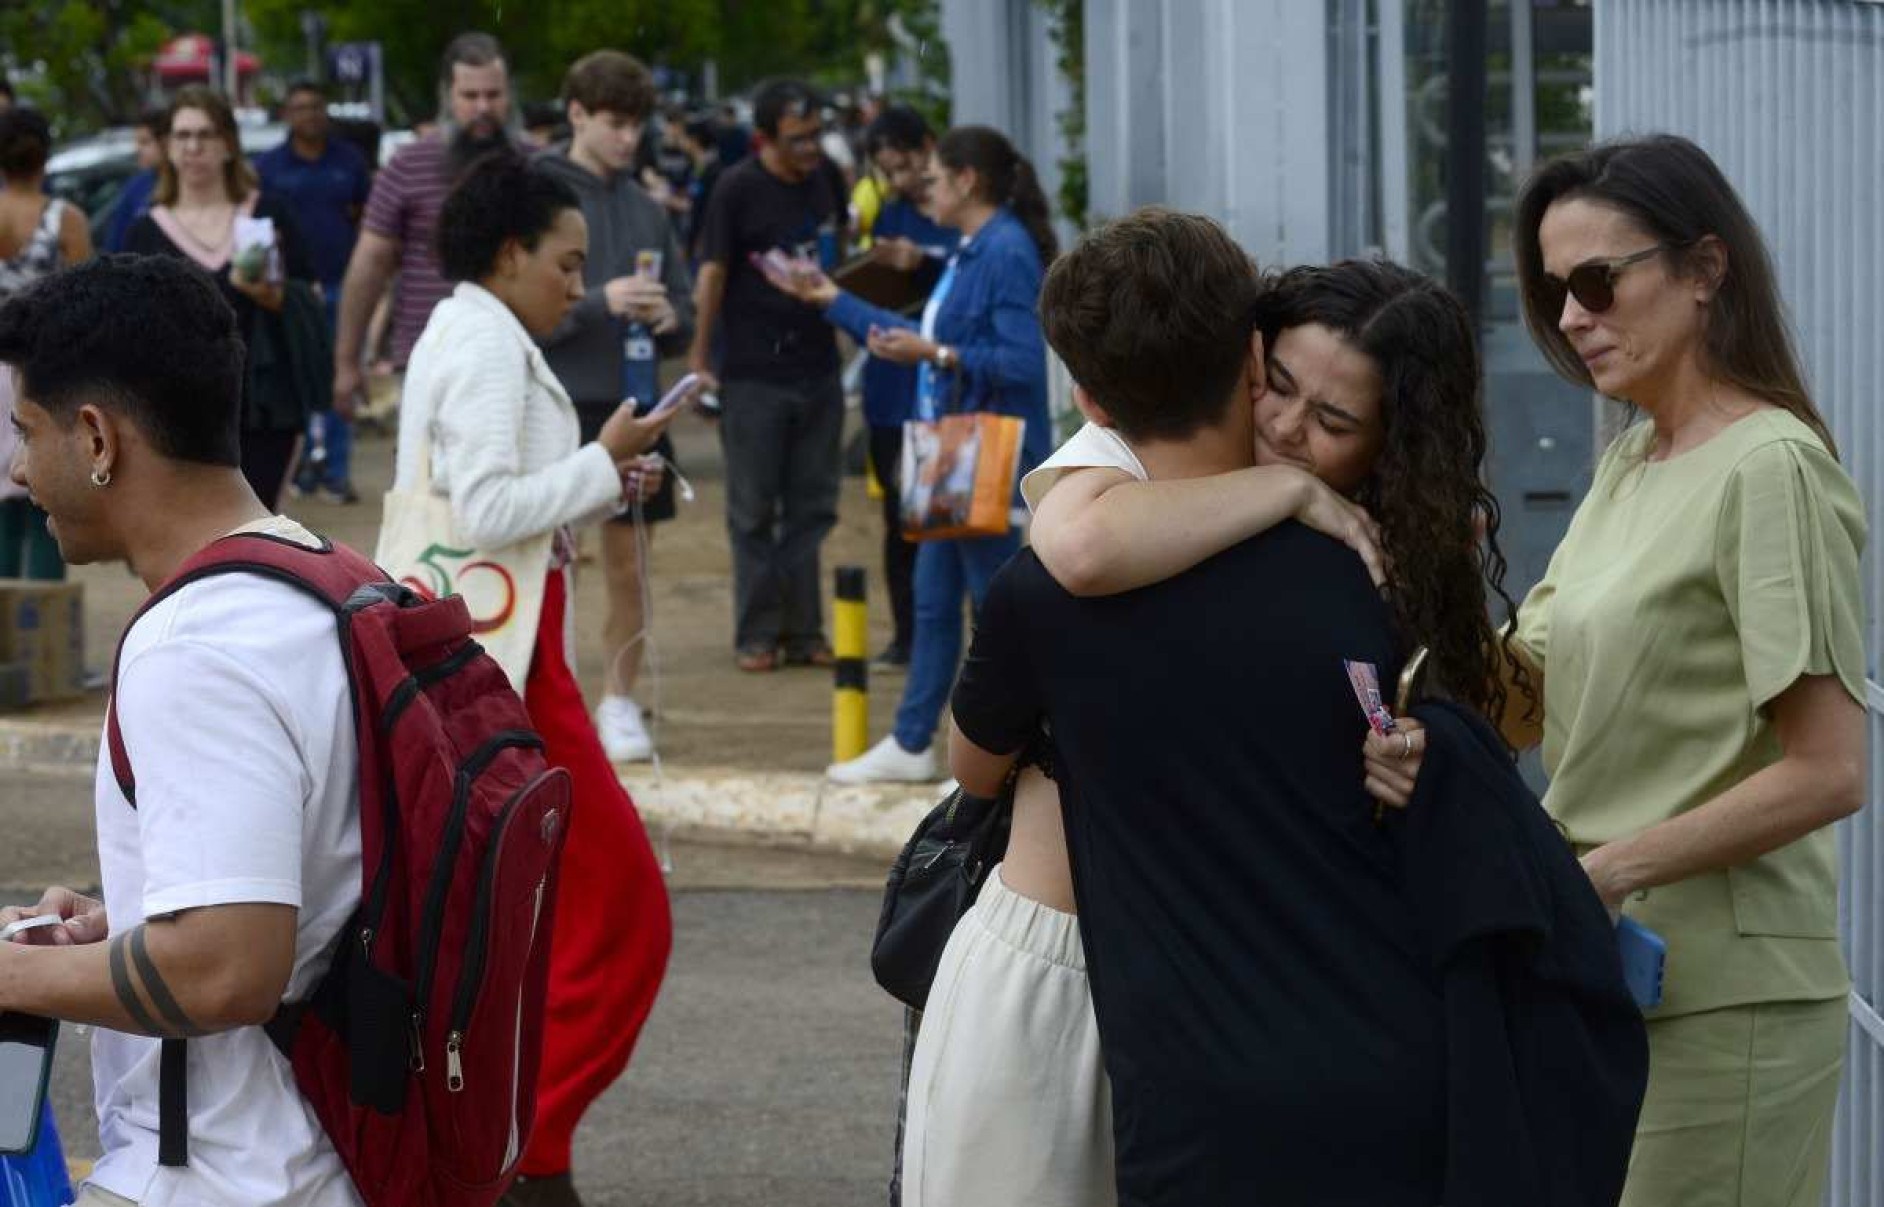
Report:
827,735,938,784
596,695,653,762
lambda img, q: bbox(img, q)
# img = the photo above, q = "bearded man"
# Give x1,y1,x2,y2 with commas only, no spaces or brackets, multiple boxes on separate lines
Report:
329,31,519,415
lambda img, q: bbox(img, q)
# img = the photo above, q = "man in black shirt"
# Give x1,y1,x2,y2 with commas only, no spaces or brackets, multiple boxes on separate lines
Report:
687,78,847,669
950,210,1448,1206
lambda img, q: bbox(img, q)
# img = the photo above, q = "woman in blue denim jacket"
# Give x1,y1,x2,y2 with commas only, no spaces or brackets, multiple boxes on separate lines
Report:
769,125,1057,782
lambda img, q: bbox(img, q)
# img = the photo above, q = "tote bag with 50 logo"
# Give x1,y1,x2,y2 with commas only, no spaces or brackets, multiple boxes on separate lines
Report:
374,440,550,691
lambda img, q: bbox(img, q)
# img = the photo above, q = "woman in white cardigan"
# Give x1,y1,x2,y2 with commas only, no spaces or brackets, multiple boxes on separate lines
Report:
389,153,686,1207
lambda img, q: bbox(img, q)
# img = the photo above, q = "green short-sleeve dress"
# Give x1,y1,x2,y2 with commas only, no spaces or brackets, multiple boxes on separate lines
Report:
1517,409,1864,1015
1515,409,1866,1205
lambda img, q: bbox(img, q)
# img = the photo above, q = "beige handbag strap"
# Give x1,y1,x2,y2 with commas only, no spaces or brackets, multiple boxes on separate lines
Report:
404,389,441,498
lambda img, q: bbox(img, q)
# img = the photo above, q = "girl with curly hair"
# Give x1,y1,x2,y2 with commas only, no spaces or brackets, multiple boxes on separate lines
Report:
1029,257,1527,726
389,152,681,1206
903,252,1532,1205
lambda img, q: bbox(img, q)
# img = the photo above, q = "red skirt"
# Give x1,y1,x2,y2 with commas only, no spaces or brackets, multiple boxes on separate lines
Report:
519,567,673,1173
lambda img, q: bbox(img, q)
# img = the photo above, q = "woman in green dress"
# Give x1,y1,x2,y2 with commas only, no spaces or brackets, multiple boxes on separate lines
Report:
1476,134,1863,1206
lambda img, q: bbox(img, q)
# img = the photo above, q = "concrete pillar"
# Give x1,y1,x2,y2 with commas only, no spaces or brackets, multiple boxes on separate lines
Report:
1085,1,1333,264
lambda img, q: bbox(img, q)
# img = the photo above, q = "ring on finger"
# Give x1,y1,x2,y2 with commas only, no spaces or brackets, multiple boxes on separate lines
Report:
1397,730,1414,760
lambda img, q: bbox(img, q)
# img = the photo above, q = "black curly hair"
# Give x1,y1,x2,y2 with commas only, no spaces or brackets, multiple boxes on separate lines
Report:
0,254,243,465
0,106,53,179
1255,259,1533,727
435,150,581,284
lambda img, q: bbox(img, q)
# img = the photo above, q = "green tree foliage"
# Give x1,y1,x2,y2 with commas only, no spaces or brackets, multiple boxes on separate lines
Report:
242,0,943,125
0,1,208,132
4,0,948,137
242,0,719,120
1035,0,1086,229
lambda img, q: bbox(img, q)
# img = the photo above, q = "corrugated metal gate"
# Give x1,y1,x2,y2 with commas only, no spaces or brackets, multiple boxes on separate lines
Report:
1597,2,1884,1200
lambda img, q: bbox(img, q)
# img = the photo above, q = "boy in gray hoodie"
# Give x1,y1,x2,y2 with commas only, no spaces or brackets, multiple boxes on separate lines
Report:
539,49,695,765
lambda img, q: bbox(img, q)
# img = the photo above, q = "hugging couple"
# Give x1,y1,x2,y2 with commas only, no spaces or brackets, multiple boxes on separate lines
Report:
909,207,1647,1207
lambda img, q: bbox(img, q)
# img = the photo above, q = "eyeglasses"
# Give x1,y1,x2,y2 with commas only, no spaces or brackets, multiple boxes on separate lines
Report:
169,129,224,146
782,127,825,149
1535,245,1666,317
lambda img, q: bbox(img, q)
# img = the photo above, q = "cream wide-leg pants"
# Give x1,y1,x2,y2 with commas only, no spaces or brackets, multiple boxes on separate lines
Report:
902,864,1116,1207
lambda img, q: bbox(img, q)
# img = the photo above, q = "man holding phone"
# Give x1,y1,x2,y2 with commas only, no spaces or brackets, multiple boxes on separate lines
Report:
686,77,848,672
0,256,365,1204
539,49,696,763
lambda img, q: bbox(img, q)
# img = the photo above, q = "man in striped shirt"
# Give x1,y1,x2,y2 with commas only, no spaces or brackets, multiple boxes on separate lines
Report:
330,31,516,414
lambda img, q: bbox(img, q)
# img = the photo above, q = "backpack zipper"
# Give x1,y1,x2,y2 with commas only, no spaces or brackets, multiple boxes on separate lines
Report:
452,876,546,1114
410,729,543,1074
442,772,553,1090
362,638,485,969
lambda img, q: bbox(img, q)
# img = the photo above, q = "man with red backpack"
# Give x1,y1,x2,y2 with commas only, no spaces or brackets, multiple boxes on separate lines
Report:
0,255,566,1206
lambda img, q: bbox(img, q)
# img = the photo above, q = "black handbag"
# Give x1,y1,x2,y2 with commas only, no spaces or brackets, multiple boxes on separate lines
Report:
870,780,1014,1010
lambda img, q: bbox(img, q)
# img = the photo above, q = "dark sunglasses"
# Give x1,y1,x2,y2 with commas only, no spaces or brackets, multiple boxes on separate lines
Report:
1535,245,1666,317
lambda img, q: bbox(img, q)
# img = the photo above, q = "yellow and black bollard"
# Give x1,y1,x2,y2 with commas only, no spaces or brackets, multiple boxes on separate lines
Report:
833,566,869,762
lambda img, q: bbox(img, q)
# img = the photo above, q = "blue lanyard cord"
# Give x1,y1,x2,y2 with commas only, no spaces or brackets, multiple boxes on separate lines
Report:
914,256,961,422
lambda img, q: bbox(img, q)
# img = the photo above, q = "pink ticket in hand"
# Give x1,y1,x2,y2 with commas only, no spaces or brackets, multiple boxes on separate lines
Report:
1343,659,1397,736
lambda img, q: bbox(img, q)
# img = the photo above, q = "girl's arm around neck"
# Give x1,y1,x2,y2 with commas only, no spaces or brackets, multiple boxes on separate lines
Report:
1031,463,1384,597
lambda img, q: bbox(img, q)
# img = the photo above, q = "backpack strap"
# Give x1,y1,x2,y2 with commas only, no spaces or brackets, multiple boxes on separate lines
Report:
105,531,387,1169
107,532,387,803
158,1038,188,1166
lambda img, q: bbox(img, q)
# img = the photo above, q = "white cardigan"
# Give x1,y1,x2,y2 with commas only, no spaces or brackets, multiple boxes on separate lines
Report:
394,282,622,551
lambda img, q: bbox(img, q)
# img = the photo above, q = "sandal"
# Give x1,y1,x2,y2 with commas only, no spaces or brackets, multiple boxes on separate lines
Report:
736,647,780,673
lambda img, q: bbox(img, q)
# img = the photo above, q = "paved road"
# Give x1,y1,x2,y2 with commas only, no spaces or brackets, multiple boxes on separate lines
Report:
2,769,906,1207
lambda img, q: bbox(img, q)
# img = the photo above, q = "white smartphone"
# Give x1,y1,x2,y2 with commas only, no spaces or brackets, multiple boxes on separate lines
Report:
649,372,704,417
0,915,63,943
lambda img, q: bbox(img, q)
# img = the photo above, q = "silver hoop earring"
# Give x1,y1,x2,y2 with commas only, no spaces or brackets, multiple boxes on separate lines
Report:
90,468,111,488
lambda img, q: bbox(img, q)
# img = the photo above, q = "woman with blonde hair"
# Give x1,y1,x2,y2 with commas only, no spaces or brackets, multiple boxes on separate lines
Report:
128,84,316,509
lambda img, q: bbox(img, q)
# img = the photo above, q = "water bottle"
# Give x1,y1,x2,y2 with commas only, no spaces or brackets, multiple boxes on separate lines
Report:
621,250,662,412
621,319,658,413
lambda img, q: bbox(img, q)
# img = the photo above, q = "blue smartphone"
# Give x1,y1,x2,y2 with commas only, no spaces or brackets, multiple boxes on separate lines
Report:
1615,917,1666,1010
0,1011,58,1154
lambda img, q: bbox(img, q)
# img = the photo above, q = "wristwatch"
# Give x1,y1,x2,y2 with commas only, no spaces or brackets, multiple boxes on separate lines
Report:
933,344,956,371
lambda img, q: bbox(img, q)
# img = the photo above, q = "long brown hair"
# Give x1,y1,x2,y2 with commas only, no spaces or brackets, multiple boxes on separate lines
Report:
1514,134,1837,458
1256,260,1534,728
154,85,257,206
936,126,1057,266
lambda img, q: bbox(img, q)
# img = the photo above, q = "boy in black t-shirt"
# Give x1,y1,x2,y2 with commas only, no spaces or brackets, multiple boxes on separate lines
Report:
686,78,848,670
949,211,1447,1206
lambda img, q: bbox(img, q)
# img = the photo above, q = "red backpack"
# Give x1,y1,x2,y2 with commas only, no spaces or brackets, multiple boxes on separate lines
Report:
106,532,571,1207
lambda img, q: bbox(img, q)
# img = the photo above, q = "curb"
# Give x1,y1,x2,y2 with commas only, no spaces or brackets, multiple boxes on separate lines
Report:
0,716,102,772
621,766,934,860
0,716,933,860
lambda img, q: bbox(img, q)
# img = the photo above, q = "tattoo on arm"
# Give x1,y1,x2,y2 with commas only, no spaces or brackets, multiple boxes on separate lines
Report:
108,930,164,1035
108,926,207,1038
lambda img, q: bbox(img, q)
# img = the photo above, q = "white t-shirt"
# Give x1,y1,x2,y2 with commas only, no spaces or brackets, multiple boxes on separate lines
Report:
88,519,365,1207
1019,421,1149,514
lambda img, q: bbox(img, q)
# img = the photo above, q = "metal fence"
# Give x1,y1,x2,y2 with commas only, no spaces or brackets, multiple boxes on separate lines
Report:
1597,1,1884,1200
